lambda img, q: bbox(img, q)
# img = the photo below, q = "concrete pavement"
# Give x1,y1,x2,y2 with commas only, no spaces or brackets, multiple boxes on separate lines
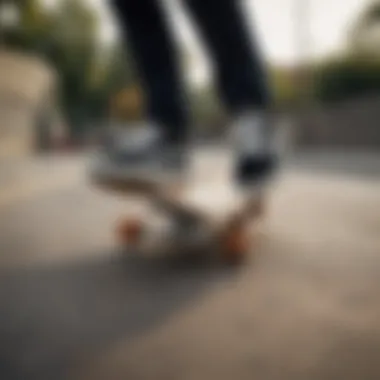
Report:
0,149,380,380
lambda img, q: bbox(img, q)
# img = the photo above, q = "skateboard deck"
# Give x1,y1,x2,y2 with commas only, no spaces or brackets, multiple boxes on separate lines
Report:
92,156,267,264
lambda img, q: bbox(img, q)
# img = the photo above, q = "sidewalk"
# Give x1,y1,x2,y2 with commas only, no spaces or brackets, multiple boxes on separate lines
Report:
0,154,84,207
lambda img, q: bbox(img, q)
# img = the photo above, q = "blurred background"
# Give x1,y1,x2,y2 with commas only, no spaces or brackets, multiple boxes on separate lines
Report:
1,0,380,149
0,1,380,380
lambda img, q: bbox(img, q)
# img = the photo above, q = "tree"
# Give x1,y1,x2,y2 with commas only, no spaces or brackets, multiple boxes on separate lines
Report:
313,57,380,102
1,0,56,55
2,0,102,136
1,0,142,140
311,1,380,103
84,42,138,124
350,0,380,57
46,0,99,137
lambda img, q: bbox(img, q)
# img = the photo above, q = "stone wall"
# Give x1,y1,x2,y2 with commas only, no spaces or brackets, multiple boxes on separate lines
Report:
0,50,57,158
295,96,380,148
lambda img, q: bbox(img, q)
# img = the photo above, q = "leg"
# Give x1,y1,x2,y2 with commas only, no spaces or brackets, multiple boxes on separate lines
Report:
184,0,277,185
111,0,189,143
90,1,190,189
184,0,271,113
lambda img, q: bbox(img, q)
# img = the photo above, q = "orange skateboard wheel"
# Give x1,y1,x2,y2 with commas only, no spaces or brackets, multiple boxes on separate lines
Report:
222,227,249,264
116,218,144,245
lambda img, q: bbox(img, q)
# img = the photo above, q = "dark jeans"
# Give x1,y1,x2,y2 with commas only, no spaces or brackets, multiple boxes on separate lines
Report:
112,0,271,143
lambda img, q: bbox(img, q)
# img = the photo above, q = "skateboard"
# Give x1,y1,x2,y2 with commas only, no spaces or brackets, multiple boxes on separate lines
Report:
92,163,267,264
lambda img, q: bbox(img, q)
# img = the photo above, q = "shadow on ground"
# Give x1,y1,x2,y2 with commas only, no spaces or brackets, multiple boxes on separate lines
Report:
0,249,239,380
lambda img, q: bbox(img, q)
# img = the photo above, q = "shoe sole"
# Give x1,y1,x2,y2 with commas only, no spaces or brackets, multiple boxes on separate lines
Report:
89,156,184,193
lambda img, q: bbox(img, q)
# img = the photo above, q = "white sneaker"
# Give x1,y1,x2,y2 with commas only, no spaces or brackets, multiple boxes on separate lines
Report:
231,110,278,187
89,122,187,187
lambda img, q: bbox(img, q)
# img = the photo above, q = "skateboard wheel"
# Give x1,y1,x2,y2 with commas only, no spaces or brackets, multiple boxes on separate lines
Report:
222,227,249,264
116,218,144,245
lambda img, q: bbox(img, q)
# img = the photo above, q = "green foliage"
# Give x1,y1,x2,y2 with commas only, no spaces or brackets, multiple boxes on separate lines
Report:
313,57,380,102
349,1,380,58
48,0,99,135
99,44,136,94
364,1,380,23
308,1,380,103
354,0,380,32
2,0,136,137
1,0,52,52
190,86,225,126
270,67,299,108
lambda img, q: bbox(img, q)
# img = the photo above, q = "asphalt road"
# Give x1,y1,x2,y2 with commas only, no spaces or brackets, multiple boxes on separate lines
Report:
1,148,380,380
